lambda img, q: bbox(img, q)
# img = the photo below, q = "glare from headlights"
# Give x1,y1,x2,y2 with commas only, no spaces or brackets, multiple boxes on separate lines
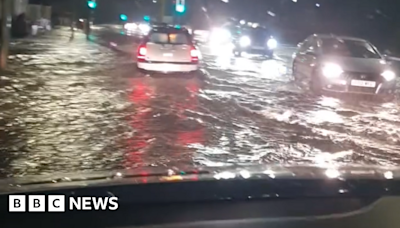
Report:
322,63,343,78
381,70,396,81
240,36,251,47
124,23,137,30
267,38,278,49
210,28,231,43
139,23,150,34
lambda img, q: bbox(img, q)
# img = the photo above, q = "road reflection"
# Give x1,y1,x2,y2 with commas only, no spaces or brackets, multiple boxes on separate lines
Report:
123,76,205,170
3,28,400,179
125,78,153,168
176,80,205,146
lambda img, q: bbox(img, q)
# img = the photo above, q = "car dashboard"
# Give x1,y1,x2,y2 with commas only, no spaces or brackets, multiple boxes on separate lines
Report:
2,178,400,228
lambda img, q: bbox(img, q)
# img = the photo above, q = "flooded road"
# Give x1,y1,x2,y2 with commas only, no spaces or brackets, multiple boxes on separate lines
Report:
1,28,400,178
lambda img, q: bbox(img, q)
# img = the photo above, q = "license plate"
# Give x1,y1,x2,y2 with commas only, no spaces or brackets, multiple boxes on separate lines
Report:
253,46,264,50
163,53,173,57
350,80,376,88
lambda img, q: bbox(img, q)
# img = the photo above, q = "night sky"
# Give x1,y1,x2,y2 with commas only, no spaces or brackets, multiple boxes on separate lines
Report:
31,0,400,24
29,0,400,49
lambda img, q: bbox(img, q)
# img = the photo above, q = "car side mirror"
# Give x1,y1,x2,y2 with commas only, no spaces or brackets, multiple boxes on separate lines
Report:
383,49,392,56
382,55,393,65
383,54,388,59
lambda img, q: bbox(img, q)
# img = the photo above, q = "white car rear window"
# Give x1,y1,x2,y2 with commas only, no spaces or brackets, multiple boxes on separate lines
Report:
149,32,190,45
149,33,169,43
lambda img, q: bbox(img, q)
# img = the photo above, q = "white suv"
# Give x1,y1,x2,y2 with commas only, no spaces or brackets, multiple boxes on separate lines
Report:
136,27,200,73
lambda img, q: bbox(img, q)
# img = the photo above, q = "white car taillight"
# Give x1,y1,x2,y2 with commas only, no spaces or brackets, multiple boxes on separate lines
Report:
137,44,147,61
190,46,199,63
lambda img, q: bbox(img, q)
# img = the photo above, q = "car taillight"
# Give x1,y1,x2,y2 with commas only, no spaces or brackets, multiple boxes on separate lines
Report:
190,46,199,63
137,44,147,62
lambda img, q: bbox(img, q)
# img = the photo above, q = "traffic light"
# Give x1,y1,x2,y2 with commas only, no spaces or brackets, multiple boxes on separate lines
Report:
87,0,97,9
120,14,128,21
175,0,185,13
144,15,150,21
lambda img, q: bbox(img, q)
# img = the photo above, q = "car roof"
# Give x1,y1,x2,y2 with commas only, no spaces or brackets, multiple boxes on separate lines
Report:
312,34,368,42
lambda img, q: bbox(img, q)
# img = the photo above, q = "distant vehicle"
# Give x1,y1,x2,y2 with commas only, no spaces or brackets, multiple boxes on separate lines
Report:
208,24,277,58
293,34,396,99
136,26,200,73
123,22,151,36
209,27,233,47
232,27,277,58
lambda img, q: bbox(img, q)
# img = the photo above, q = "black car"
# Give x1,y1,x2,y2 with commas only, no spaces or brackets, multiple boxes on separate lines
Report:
232,27,277,58
293,34,396,98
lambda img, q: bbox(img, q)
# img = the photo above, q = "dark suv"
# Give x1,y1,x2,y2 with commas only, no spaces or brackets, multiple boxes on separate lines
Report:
232,27,277,58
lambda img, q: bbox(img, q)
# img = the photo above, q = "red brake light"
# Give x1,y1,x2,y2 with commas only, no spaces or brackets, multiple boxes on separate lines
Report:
137,43,147,61
190,46,199,63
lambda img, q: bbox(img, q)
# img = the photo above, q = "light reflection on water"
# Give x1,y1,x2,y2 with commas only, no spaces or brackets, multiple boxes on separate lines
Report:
2,29,400,179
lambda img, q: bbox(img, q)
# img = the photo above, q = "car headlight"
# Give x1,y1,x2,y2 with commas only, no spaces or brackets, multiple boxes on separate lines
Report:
322,63,344,78
210,28,231,43
240,36,251,47
267,38,277,49
139,24,150,34
381,70,396,81
124,23,137,30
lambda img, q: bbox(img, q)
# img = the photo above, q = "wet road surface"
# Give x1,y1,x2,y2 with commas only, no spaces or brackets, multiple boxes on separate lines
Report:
1,27,400,178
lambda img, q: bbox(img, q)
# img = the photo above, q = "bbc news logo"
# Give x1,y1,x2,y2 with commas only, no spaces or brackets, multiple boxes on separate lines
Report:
9,195,119,212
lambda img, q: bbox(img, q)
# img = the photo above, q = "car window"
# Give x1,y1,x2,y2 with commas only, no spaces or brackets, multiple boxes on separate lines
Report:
300,37,315,52
149,33,169,44
299,39,310,52
169,33,191,44
148,31,191,45
321,38,381,58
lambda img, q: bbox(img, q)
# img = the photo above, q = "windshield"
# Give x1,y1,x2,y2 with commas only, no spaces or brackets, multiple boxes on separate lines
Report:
322,38,381,59
241,28,268,38
2,0,400,193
